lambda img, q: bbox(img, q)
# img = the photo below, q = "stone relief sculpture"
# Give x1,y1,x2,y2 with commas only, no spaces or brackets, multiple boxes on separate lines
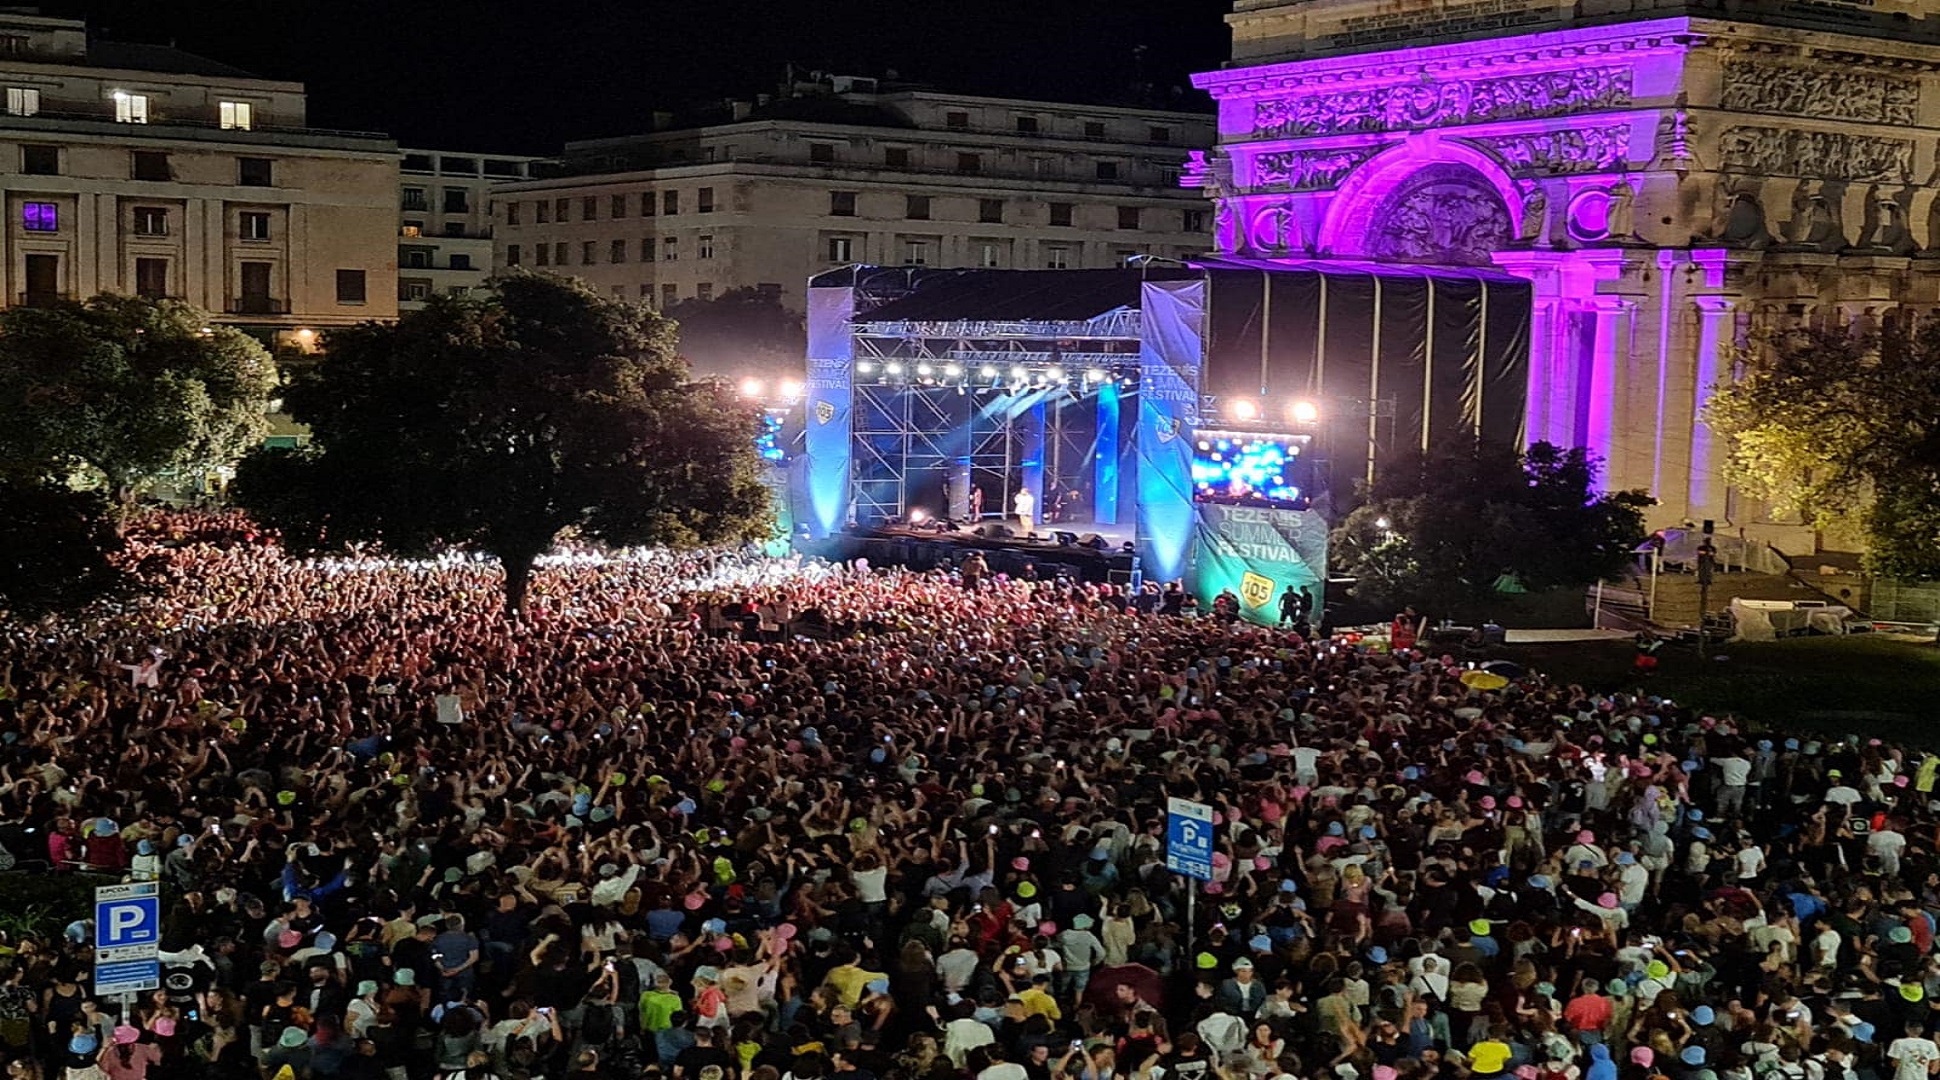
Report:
1604,177,1638,242
1719,61,1919,126
1365,164,1512,265
1251,67,1632,138
1779,186,1846,251
1854,187,1918,254
1651,108,1694,172
1251,147,1381,191
1250,201,1303,254
1719,126,1912,184
1516,186,1548,244
1722,192,1774,249
1470,125,1629,176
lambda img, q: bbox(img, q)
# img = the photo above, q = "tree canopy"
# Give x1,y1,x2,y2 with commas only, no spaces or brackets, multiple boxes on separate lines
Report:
0,296,277,504
1331,440,1652,615
233,272,772,614
0,480,129,620
663,287,805,378
1704,322,1940,578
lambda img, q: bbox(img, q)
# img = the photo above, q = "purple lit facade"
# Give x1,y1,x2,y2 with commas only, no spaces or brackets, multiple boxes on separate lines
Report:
1193,5,1940,552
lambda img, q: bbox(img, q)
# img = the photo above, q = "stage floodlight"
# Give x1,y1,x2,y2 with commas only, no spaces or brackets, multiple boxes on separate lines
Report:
1085,369,1105,382
739,377,765,399
886,362,905,375
1010,366,1027,381
909,508,928,524
944,363,962,377
1229,399,1258,421
1291,400,1320,424
981,365,998,378
780,378,804,401
856,361,875,373
917,363,933,376
1047,367,1064,382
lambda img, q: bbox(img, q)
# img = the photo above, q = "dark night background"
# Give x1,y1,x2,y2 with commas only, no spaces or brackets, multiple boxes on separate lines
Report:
28,0,1236,153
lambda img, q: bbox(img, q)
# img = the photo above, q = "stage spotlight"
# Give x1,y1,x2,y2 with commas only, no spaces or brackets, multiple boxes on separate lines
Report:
1229,399,1258,421
909,508,928,524
1047,366,1064,382
1085,369,1105,382
917,363,934,376
856,361,876,373
1010,365,1027,381
780,378,804,402
981,365,998,378
1290,399,1320,424
739,377,765,399
944,363,962,377
886,362,905,375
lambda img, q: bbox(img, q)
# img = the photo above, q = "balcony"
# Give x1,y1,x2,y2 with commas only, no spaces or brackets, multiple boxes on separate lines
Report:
228,297,288,315
17,291,68,308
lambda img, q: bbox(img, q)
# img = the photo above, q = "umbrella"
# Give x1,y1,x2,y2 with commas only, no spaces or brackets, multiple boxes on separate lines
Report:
1481,661,1524,678
1460,670,1510,691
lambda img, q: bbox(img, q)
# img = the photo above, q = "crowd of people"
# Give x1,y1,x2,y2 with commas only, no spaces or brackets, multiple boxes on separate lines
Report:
0,512,1936,1080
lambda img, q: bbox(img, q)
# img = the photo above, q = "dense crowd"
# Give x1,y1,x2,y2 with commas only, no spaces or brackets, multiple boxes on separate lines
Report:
1,513,1937,1080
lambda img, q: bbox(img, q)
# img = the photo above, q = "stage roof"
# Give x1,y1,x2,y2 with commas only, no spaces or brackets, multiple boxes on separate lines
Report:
849,268,1198,325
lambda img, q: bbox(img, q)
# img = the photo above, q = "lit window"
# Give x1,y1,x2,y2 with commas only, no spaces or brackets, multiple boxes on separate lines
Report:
979,243,1002,268
21,201,56,232
219,101,252,130
6,87,37,116
112,91,149,124
662,237,678,261
698,234,714,259
827,236,854,262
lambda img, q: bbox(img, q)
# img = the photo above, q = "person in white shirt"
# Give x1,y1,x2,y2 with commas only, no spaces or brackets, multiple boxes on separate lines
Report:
1736,837,1767,882
1825,772,1863,814
1013,488,1036,532
1870,825,1909,877
1812,926,1841,972
1715,755,1752,817
1888,1020,1939,1080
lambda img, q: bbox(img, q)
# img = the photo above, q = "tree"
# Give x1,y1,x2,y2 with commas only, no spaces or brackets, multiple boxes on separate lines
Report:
663,287,805,379
0,481,128,619
233,272,772,615
1704,322,1940,578
1331,440,1652,614
0,296,277,509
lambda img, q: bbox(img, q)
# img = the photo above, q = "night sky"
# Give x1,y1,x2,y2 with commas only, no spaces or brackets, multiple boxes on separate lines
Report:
33,0,1236,154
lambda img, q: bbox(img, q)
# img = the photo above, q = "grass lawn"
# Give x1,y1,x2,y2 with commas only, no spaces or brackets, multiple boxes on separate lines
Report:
1485,633,1940,745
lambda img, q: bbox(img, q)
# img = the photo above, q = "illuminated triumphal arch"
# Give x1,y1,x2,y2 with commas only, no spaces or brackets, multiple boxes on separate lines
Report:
1193,0,1940,548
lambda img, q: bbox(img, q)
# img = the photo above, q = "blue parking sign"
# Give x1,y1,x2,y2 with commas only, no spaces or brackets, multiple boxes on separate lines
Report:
94,882,159,996
1165,796,1214,881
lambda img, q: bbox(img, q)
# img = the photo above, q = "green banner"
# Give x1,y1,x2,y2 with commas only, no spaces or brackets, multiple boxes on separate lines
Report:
1187,503,1328,628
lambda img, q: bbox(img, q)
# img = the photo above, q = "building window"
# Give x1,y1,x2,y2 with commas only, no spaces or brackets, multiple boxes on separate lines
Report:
506,202,520,226
1158,165,1181,187
135,257,168,299
21,144,57,175
582,195,598,220
133,207,168,236
535,201,550,224
237,157,272,187
22,254,58,304
506,244,521,266
553,242,567,264
640,237,655,261
611,194,627,219
662,190,679,215
641,192,655,217
1045,244,1071,270
220,100,253,130
697,187,714,213
638,284,652,299
696,282,713,301
945,111,969,129
1049,202,1074,227
112,91,148,124
698,234,714,259
1149,126,1172,144
239,211,270,241
956,152,982,174
1096,161,1120,181
403,248,432,269
581,241,596,265
1118,206,1141,230
828,236,854,262
535,245,549,267
1084,120,1106,138
1183,208,1206,233
550,197,568,220
661,283,678,307
0,35,24,55
979,242,1002,268
451,254,472,270
906,195,929,220
903,238,930,266
22,201,57,232
610,239,627,263
336,269,367,304
400,280,431,302
401,222,422,237
662,237,678,261
132,151,171,181
830,191,857,217
446,189,471,214
6,87,37,116
809,143,836,165
1015,115,1039,134
885,147,910,168
979,198,1004,224
402,188,428,212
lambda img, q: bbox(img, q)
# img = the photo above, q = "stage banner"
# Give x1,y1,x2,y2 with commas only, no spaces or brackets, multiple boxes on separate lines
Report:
1188,503,1328,628
802,285,857,538
1136,279,1207,584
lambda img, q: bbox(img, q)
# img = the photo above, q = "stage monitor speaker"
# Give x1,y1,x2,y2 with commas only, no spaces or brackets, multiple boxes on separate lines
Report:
1053,531,1080,547
977,524,1014,540
1078,533,1108,550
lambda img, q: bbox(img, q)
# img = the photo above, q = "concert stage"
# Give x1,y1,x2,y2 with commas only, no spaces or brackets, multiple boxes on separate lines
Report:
803,517,1139,584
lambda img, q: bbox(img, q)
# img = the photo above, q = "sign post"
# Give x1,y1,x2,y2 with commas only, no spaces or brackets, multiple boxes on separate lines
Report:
1166,796,1214,958
93,882,160,999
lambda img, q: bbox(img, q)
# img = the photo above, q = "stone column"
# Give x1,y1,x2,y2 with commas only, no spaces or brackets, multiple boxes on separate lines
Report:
1580,296,1636,483
1688,295,1737,524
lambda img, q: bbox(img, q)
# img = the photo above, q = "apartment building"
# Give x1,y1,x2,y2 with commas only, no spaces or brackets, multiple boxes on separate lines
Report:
491,79,1214,311
398,148,535,310
0,12,398,341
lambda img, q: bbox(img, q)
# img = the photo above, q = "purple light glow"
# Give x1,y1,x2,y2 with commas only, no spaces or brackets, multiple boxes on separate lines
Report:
22,202,57,232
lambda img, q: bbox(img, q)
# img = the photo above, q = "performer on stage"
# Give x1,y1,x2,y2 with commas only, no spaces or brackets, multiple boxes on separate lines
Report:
1013,487,1036,533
